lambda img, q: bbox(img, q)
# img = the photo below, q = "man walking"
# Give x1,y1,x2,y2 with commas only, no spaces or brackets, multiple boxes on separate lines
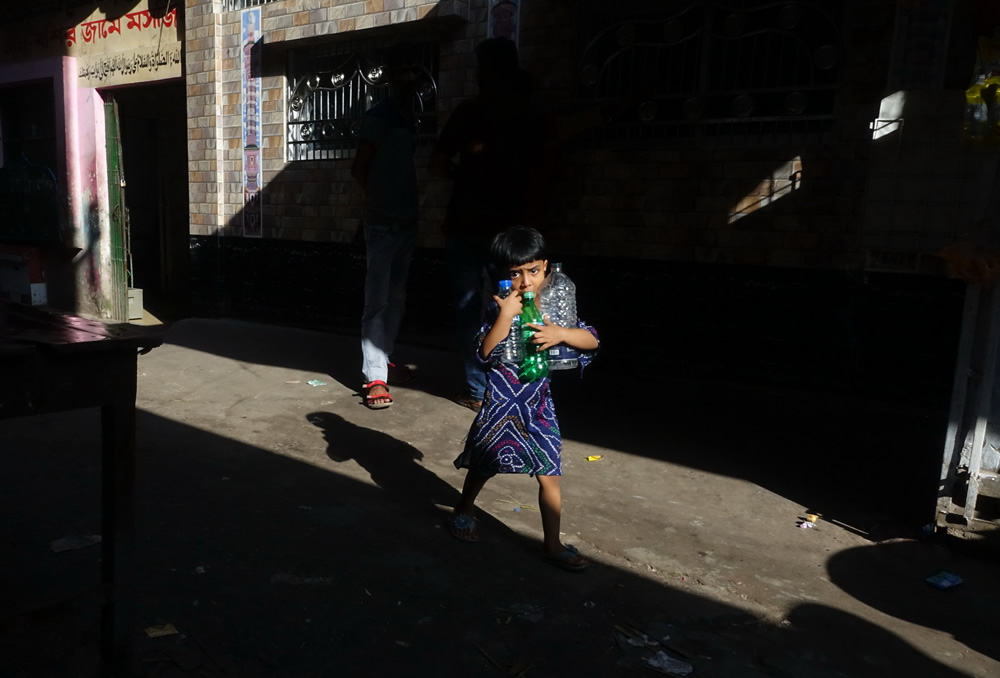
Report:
353,45,421,409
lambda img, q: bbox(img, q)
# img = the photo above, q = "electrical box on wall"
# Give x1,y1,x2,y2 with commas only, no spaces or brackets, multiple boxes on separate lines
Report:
0,244,47,306
127,287,143,320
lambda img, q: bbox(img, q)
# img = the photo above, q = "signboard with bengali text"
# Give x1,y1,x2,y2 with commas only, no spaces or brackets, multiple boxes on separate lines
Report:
0,0,183,88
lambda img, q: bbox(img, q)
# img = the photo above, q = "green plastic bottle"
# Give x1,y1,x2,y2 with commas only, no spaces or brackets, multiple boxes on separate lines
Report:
518,291,549,381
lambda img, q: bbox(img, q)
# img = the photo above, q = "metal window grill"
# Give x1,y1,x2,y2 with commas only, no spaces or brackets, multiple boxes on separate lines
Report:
578,0,843,146
224,0,280,12
286,39,439,162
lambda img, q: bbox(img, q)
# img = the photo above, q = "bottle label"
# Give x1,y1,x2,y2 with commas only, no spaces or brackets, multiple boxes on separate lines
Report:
547,344,579,370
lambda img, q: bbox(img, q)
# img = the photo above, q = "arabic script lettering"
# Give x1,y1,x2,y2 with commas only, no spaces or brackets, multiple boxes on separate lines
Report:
78,47,182,82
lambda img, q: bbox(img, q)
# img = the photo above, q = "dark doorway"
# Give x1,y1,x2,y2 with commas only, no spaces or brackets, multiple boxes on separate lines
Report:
0,80,60,246
105,80,189,319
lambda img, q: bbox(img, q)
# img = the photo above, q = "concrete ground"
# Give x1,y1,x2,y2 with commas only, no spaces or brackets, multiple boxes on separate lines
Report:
2,317,999,678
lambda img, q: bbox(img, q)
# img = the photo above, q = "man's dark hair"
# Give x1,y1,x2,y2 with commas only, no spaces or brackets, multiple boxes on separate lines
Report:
383,42,420,70
490,226,547,273
476,37,518,90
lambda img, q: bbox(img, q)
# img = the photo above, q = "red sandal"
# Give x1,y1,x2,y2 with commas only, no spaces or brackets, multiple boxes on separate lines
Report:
362,380,393,409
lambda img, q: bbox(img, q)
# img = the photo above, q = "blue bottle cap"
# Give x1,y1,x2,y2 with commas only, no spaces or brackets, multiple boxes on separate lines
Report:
499,279,512,290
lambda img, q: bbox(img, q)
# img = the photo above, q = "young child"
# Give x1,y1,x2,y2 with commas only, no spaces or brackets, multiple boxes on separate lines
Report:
449,226,600,571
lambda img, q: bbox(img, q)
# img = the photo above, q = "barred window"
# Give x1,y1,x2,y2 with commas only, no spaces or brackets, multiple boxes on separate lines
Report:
224,0,280,12
578,0,843,145
286,39,439,162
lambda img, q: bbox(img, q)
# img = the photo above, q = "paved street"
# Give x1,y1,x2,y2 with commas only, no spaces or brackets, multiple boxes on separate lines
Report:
2,318,999,677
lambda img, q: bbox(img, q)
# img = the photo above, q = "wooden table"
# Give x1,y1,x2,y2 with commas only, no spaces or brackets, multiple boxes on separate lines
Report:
0,302,162,675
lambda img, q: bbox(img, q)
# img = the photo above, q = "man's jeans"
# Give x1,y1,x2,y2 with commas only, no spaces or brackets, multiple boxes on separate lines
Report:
361,222,417,385
446,235,492,401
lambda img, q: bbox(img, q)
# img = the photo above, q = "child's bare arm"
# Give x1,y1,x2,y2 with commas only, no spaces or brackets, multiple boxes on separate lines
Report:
480,294,523,358
525,322,599,353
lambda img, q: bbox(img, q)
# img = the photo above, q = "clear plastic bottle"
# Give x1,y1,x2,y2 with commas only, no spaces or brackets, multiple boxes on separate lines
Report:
498,280,523,364
539,262,579,370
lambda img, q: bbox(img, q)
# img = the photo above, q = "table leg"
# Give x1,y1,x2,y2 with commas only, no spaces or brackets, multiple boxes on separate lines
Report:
100,354,138,676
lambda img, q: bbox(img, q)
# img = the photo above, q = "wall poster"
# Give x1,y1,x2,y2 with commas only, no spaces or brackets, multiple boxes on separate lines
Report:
487,0,519,47
241,7,262,238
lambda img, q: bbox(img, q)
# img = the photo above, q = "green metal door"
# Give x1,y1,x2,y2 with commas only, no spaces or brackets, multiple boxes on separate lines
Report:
104,98,132,322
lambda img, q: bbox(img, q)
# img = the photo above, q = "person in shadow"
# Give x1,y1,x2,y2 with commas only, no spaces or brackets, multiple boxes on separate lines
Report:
352,43,422,410
428,38,546,413
826,538,1000,663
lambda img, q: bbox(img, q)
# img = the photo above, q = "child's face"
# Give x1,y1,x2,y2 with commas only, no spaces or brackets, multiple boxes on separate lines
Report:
507,259,548,295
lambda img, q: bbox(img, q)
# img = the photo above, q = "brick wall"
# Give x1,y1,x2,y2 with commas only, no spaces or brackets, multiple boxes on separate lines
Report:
510,1,889,269
185,0,227,237
181,0,972,402
184,0,906,269
185,0,469,245
856,1,994,274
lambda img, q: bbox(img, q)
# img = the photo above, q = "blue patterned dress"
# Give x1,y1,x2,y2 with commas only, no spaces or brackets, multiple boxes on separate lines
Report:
454,305,598,478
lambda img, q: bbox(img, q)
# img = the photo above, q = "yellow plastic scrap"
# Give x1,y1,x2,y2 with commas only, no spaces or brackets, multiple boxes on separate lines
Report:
585,455,603,462
144,623,178,638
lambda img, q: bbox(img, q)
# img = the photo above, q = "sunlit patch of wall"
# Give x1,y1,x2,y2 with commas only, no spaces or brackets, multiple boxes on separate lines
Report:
859,89,978,270
728,157,803,225
870,91,905,141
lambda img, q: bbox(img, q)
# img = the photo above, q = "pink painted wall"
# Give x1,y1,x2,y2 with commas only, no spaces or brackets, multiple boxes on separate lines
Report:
0,56,112,316
73,83,114,317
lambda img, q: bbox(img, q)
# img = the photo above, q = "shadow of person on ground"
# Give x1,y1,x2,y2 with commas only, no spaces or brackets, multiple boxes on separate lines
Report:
165,314,944,547
826,538,1000,663
308,410,453,508
770,603,974,677
1,408,989,678
307,409,539,557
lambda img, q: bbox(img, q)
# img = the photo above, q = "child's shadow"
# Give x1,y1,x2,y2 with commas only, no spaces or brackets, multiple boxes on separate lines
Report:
306,412,529,553
307,411,457,513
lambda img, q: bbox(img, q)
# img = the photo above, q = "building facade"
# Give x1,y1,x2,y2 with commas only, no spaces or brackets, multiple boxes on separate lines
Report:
0,0,997,540
2,0,998,406
179,0,996,401
0,0,188,320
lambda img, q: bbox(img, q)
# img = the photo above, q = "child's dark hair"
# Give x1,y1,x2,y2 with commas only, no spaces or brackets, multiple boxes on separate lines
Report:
490,226,546,271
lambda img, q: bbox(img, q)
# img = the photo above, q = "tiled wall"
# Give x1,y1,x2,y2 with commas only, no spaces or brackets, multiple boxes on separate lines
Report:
184,0,925,269
185,0,469,244
860,90,990,272
185,0,227,236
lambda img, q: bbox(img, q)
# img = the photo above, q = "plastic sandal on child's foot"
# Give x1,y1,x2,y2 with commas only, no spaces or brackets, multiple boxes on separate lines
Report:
447,513,479,543
546,544,587,571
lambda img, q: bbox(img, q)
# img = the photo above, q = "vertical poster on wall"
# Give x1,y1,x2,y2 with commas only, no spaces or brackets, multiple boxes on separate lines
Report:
487,0,519,47
241,7,263,238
